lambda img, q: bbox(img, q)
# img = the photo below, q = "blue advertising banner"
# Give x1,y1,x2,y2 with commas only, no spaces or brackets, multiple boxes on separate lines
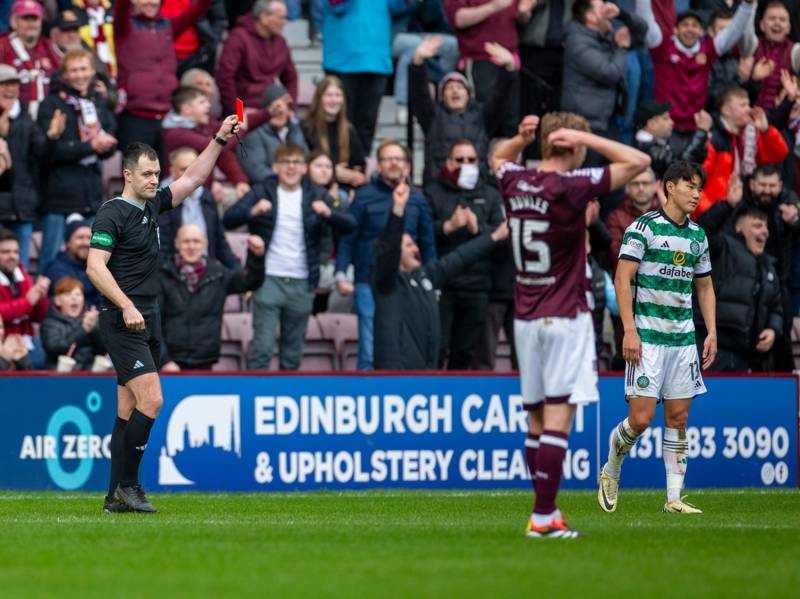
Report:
0,374,796,492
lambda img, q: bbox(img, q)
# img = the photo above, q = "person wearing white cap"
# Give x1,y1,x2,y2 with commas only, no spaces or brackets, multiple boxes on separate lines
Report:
0,63,65,269
0,0,61,118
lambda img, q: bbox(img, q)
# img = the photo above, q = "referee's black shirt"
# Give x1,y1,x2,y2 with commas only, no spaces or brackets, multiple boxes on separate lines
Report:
90,187,174,308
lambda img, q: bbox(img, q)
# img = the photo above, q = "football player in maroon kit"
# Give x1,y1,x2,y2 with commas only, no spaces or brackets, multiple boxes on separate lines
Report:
491,113,651,538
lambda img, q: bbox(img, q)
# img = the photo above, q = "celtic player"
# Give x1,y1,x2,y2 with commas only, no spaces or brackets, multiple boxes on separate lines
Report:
599,161,717,514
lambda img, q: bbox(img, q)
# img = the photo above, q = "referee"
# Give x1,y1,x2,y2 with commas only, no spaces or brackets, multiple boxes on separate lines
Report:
87,115,240,513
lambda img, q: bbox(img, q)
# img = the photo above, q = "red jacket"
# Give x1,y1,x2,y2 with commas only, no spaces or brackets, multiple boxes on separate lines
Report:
161,115,248,185
698,121,789,215
216,15,297,115
114,0,211,118
0,33,59,109
0,264,48,337
605,195,660,272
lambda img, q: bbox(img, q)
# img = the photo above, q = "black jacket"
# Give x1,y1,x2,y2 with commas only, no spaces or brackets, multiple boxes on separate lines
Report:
373,212,496,370
700,193,800,283
0,107,47,222
633,130,708,179
158,187,240,271
409,62,510,186
698,233,783,356
696,208,784,356
40,309,106,370
36,87,117,215
222,176,356,287
424,172,504,291
158,251,265,367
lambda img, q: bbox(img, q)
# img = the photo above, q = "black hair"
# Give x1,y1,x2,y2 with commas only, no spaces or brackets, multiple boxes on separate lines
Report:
752,164,781,179
663,160,706,189
122,143,159,172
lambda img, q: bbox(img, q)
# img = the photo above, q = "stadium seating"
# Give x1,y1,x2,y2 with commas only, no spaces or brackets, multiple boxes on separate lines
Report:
315,312,359,370
300,316,339,370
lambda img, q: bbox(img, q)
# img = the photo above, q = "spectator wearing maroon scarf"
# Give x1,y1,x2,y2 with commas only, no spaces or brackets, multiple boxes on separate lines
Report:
0,0,60,118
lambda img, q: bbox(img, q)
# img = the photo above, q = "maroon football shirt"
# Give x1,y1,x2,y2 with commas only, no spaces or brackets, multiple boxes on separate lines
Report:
496,161,611,320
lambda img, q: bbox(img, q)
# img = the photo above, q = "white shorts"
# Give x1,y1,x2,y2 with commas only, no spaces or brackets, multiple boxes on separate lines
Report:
624,342,707,400
514,311,598,407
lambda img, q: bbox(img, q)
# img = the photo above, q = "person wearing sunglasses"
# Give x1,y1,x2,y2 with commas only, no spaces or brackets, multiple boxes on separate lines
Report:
425,139,505,369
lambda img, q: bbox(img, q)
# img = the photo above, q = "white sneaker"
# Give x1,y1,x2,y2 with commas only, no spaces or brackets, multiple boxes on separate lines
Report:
663,496,703,514
396,105,408,126
598,464,619,513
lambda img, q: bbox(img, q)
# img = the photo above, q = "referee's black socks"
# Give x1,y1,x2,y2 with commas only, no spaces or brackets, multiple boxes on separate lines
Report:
106,416,128,502
120,409,155,487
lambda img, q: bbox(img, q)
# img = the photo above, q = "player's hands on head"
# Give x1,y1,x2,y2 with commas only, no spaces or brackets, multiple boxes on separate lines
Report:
311,199,332,218
701,331,717,369
517,115,539,143
122,305,145,330
250,198,272,216
217,114,240,141
491,220,509,242
246,234,266,257
622,328,642,365
547,127,584,150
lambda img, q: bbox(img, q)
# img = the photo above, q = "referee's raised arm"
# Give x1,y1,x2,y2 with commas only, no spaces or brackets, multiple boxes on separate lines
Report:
167,114,241,207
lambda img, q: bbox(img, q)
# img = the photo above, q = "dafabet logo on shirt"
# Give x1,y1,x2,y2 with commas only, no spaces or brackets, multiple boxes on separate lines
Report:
91,232,113,247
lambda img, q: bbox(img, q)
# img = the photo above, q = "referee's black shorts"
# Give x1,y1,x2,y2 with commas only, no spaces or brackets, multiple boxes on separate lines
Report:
99,303,163,386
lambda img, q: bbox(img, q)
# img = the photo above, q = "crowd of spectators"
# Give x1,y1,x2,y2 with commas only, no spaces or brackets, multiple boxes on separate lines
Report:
1,0,799,375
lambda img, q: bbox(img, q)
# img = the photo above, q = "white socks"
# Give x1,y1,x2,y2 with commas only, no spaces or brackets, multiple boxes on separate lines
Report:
663,427,688,503
605,418,641,477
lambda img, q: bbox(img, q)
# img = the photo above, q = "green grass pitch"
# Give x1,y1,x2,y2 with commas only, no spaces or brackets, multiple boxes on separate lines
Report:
1,489,798,598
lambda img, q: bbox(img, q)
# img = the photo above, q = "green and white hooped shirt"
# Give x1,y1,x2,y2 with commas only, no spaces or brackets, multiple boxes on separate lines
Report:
618,209,711,347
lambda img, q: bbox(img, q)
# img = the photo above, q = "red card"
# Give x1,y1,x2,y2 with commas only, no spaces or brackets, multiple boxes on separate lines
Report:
236,98,244,123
